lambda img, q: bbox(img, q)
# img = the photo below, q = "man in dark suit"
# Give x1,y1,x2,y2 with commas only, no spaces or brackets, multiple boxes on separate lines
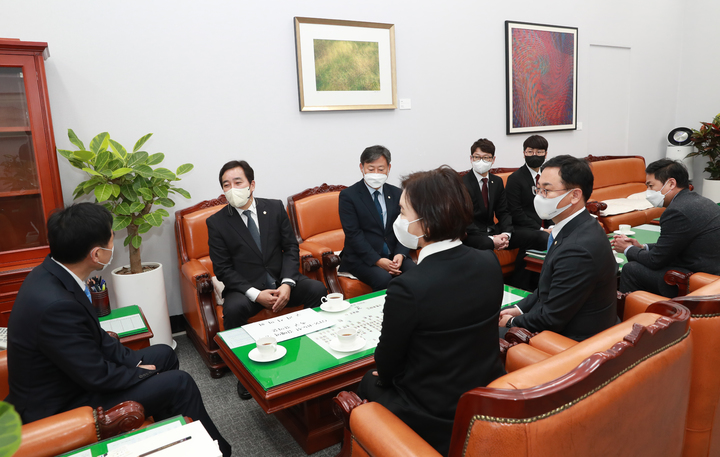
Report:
506,135,554,230
338,145,415,291
6,203,230,456
499,155,618,342
207,160,326,329
613,159,720,296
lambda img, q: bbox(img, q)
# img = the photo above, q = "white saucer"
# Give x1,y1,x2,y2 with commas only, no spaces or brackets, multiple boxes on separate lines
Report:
613,230,635,236
248,345,287,363
615,256,624,264
329,337,366,353
321,301,351,313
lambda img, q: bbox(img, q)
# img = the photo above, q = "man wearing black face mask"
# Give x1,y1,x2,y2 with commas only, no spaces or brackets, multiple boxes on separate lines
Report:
506,135,554,230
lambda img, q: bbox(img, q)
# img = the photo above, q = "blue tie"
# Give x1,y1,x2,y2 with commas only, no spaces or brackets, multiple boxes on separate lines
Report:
546,232,554,251
244,210,275,288
84,286,92,303
373,191,390,257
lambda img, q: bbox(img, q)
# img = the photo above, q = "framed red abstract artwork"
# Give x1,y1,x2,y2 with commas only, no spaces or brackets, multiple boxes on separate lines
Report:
505,21,578,134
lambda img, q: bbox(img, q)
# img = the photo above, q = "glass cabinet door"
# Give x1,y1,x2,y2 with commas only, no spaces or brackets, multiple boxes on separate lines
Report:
0,65,47,252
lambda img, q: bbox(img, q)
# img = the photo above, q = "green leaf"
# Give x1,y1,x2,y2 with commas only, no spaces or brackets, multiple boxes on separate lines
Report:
134,164,154,178
137,187,153,200
137,222,152,234
129,202,145,213
94,183,114,202
107,158,124,170
102,203,114,212
152,185,168,198
133,133,153,153
146,152,164,166
68,129,86,150
82,167,103,177
171,187,191,199
112,184,121,198
73,150,95,162
57,149,74,159
121,185,138,202
154,208,170,217
84,176,104,189
124,235,132,247
72,181,86,199
131,235,143,249
109,139,128,160
0,401,22,457
111,167,134,179
144,212,163,226
115,202,131,215
113,215,132,231
152,168,176,180
94,150,110,171
69,159,84,169
155,197,175,207
176,163,194,175
127,151,149,168
89,132,110,154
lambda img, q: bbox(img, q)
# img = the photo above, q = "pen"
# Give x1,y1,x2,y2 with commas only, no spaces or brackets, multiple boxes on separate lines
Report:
137,436,192,457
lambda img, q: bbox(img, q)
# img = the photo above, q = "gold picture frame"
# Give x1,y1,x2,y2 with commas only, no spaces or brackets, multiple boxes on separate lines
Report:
294,17,397,111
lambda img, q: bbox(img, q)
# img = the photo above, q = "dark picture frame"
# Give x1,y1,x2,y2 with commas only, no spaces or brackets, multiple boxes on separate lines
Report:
505,21,578,134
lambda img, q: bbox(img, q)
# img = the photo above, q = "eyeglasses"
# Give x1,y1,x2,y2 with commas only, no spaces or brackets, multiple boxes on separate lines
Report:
532,186,571,198
524,149,547,156
471,156,494,163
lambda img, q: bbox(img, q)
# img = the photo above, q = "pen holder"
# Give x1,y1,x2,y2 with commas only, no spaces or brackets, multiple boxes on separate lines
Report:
91,289,111,317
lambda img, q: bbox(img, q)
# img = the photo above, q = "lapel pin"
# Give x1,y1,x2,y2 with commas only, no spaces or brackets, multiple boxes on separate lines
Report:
554,241,557,245
263,211,267,214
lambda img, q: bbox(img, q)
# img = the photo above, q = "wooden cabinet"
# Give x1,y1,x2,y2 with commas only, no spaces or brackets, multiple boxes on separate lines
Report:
0,39,63,326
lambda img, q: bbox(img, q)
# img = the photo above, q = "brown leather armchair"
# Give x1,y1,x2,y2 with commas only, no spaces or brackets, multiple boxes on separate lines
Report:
287,183,373,299
334,301,692,457
174,195,321,378
0,351,145,457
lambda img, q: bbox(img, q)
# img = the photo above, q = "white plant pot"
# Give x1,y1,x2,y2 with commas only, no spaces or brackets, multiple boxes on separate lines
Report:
702,178,720,204
111,262,175,349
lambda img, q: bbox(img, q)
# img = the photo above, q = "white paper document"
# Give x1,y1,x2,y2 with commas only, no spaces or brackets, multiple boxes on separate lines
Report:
242,308,334,343
219,327,255,349
502,292,525,308
105,420,220,457
99,314,145,334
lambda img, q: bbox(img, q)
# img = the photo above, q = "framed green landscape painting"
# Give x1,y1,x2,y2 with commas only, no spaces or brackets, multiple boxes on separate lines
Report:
294,17,397,111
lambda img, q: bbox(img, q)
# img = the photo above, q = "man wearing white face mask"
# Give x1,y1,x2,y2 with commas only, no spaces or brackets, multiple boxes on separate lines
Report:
612,159,720,296
499,155,618,342
339,145,415,291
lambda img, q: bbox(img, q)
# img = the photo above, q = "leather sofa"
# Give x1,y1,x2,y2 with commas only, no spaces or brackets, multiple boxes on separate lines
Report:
174,194,321,377
333,301,692,457
0,350,145,457
585,154,665,233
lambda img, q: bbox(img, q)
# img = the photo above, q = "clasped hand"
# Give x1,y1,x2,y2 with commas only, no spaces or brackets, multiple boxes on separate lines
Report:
498,306,521,327
492,234,510,250
256,284,292,312
376,254,405,276
610,234,641,253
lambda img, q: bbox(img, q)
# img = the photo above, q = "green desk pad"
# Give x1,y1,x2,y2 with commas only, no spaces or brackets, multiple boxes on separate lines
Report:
218,286,530,391
60,415,186,456
98,305,149,338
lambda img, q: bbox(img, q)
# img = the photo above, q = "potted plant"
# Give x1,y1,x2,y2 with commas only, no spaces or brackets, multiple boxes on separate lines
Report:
687,113,720,202
58,130,193,347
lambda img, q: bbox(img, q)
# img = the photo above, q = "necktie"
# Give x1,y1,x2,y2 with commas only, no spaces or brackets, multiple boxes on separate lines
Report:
373,191,390,257
84,286,92,303
481,178,489,210
547,232,554,251
244,210,276,288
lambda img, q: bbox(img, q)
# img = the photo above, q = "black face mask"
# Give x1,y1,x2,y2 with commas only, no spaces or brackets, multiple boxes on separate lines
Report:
525,155,545,169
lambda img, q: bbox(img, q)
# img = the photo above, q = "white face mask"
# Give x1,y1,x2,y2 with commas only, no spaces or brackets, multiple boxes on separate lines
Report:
645,181,669,208
225,186,252,208
533,190,572,220
96,245,113,270
472,159,493,175
393,215,423,250
364,173,388,189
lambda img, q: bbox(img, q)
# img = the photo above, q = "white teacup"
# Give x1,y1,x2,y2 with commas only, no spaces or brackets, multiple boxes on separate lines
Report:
322,293,345,310
256,335,277,357
619,224,632,234
336,327,358,347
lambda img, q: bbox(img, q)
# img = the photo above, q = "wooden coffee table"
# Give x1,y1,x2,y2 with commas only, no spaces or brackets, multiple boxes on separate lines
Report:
99,305,154,350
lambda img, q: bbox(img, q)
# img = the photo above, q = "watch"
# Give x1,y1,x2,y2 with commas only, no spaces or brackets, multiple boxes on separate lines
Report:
505,316,515,328
281,281,295,289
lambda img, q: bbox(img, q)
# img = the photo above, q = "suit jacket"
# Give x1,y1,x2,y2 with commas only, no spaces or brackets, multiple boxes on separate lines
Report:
338,179,409,272
505,165,553,229
374,244,506,455
207,198,302,295
462,171,513,235
625,189,720,274
6,256,151,423
513,210,618,341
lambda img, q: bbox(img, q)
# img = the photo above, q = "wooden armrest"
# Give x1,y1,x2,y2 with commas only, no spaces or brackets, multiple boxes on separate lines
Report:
585,201,608,215
299,241,333,261
664,269,693,296
504,327,536,344
528,330,578,355
180,259,212,293
623,291,666,320
505,343,552,372
689,272,720,293
299,248,321,273
333,392,441,457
